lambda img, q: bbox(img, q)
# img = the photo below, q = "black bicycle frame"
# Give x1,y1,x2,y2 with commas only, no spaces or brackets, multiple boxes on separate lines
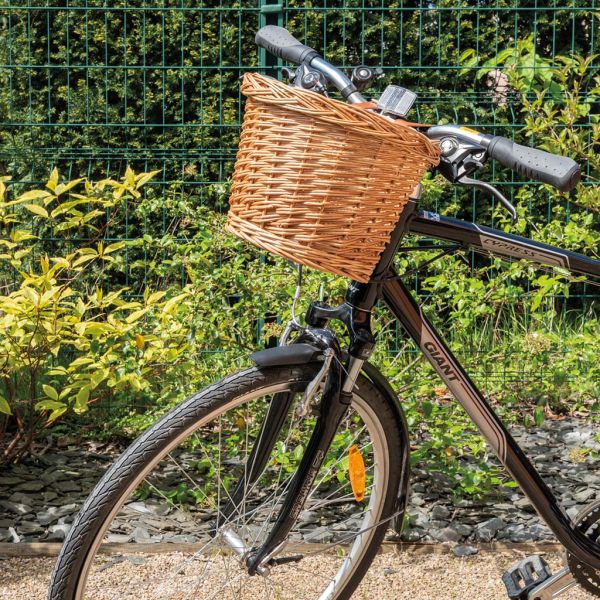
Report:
378,208,600,569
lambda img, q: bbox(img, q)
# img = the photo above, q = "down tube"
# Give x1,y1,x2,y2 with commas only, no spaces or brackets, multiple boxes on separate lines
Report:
382,273,600,569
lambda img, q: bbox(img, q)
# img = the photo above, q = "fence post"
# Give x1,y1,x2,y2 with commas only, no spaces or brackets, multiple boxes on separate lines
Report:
258,0,284,74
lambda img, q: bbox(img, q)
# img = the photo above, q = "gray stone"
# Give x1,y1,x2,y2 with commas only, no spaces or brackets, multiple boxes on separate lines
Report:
475,517,504,542
164,534,200,543
528,523,552,540
145,501,170,516
401,528,424,542
14,480,45,493
453,545,479,557
17,521,45,535
106,533,131,543
37,503,78,526
452,523,473,537
299,510,320,526
431,505,451,520
132,526,151,543
562,431,593,444
8,527,20,543
0,501,31,516
0,476,26,486
51,480,81,493
47,523,71,541
574,489,596,503
8,492,34,506
453,499,473,508
430,527,462,543
410,494,425,507
40,469,69,485
304,527,333,543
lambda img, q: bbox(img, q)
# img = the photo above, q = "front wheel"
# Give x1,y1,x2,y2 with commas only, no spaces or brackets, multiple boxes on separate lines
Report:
49,364,405,600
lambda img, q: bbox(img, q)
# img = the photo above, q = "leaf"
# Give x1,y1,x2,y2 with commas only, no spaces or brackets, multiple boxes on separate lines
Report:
35,399,65,411
163,293,188,314
146,290,166,305
135,170,161,189
47,167,59,191
18,189,53,202
0,395,12,415
11,229,37,243
135,334,145,349
534,406,545,427
124,166,136,188
24,204,49,218
74,385,91,414
126,307,150,324
55,178,83,196
42,384,59,401
48,406,68,423
459,48,476,63
103,241,127,254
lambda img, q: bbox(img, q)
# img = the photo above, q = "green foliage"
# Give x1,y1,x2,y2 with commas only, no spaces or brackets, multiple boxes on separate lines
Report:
0,169,201,462
0,167,598,503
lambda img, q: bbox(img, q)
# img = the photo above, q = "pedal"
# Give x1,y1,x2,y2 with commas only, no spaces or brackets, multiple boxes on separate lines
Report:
502,556,552,599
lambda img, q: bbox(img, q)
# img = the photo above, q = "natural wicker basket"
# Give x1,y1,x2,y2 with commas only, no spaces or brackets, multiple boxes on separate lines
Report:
226,72,440,282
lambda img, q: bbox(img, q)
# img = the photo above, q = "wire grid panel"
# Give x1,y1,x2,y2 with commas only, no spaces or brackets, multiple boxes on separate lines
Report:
0,1,597,296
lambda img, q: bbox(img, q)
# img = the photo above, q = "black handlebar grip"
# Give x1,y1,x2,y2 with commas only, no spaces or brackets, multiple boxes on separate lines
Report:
255,26,320,65
487,136,580,193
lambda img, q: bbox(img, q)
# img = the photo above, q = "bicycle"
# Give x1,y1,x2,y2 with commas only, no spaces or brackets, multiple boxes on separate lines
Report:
49,26,600,600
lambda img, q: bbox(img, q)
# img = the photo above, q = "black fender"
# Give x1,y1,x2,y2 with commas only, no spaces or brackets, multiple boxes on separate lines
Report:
251,343,323,367
251,343,411,536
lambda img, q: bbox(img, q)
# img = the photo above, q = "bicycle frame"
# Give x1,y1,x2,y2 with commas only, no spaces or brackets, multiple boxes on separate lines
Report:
383,206,600,569
246,197,600,573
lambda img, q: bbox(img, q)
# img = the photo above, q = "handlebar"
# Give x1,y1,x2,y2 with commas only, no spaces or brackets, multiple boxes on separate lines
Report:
484,135,580,193
255,26,581,195
255,26,366,104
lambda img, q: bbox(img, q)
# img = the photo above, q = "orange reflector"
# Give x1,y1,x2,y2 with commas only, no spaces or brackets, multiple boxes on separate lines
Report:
348,444,366,502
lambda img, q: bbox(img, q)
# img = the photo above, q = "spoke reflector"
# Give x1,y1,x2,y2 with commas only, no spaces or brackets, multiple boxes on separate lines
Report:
348,444,366,502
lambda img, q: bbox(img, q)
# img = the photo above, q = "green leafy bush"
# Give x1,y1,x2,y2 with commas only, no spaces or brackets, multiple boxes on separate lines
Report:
0,169,201,462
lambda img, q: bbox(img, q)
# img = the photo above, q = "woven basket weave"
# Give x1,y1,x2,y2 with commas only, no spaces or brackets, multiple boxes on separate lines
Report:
226,72,440,282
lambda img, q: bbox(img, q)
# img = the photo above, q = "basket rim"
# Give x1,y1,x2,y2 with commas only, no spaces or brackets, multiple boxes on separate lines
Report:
241,72,440,161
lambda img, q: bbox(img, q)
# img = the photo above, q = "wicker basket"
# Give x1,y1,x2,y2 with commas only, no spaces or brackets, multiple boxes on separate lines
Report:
226,72,440,282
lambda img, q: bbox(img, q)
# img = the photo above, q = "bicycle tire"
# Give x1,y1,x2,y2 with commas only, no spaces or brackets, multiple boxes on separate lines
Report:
48,364,405,600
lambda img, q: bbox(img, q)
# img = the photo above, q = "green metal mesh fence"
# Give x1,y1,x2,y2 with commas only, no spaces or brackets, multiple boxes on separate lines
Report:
0,2,598,318
1,2,597,187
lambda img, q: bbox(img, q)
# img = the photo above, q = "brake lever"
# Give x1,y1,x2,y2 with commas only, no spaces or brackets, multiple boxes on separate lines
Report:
458,175,518,222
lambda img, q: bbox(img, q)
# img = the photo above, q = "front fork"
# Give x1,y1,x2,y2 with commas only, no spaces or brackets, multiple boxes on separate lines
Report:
244,328,364,574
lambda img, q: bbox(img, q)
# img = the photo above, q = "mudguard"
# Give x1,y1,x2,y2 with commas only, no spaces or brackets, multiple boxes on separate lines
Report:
251,344,411,536
250,343,323,367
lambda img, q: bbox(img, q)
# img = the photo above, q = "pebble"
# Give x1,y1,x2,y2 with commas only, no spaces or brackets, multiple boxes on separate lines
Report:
14,481,45,493
453,545,479,557
475,517,505,542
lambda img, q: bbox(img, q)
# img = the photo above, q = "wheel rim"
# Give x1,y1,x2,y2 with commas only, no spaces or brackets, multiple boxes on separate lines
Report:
73,380,391,600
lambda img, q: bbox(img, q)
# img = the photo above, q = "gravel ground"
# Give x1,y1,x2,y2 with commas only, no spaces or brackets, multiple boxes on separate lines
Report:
2,551,597,600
